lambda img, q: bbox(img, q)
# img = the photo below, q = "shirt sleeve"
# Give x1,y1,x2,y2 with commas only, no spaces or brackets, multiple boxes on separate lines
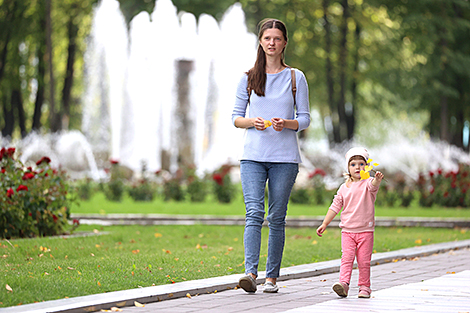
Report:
329,184,344,214
232,74,249,125
294,69,310,132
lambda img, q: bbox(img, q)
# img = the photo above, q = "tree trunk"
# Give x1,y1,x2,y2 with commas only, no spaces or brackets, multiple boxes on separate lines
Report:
12,89,26,138
61,16,78,130
175,60,194,169
33,44,46,132
45,0,61,132
323,0,340,144
337,0,350,142
1,93,14,138
347,24,360,141
32,9,47,132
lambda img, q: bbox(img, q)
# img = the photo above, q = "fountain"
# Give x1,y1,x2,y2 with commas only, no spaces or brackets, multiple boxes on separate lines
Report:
82,0,257,175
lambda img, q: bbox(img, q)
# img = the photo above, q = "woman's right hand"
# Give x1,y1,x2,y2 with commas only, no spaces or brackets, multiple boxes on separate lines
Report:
254,117,268,130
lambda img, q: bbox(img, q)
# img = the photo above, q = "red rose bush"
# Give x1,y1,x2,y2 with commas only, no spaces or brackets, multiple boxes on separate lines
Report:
1,147,73,238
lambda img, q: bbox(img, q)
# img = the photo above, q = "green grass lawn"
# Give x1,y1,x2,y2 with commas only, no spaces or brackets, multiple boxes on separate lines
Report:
72,192,470,218
2,224,470,307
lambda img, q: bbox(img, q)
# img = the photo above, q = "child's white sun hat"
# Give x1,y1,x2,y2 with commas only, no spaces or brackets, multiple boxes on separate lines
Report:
345,147,369,167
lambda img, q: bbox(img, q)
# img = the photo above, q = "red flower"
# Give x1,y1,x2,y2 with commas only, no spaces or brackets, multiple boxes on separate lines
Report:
0,147,14,160
16,185,28,192
110,159,119,165
1,168,5,174
429,171,434,178
73,219,80,226
213,173,223,185
29,212,33,216
443,191,449,198
437,168,443,175
6,188,14,198
309,168,327,178
22,172,35,180
52,215,58,222
36,156,51,166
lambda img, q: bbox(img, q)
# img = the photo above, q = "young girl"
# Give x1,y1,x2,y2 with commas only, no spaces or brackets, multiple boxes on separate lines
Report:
232,18,310,293
316,147,384,298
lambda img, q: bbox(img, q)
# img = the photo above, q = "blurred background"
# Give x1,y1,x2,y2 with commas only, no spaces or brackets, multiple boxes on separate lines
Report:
0,0,469,185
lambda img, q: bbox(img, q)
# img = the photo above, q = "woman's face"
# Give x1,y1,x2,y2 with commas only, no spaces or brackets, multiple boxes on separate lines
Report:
260,28,286,58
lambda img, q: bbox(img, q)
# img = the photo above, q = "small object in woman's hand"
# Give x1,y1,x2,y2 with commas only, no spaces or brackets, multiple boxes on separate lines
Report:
264,120,272,128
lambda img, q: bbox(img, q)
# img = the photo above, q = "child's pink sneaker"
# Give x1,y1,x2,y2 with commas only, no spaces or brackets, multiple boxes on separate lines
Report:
332,282,349,297
358,286,371,298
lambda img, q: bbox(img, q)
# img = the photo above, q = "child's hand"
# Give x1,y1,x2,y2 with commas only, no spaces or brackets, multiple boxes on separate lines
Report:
375,171,384,182
316,224,327,237
372,171,384,187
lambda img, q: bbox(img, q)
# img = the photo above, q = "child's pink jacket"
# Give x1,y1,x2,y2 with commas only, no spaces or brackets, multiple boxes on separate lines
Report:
329,178,379,233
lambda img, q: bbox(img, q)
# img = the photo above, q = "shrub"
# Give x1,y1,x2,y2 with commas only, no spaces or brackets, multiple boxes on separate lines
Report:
102,159,125,202
289,188,310,204
162,168,185,201
128,179,155,201
163,179,185,201
0,147,73,239
185,165,207,202
75,178,95,201
417,164,470,208
212,164,236,203
127,161,156,202
308,168,327,205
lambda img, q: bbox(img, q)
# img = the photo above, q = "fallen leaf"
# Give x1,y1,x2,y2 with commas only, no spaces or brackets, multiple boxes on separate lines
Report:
134,301,145,307
93,229,100,233
132,250,140,254
196,244,201,249
110,307,123,312
97,281,101,286
312,240,318,245
6,284,12,292
415,239,422,244
154,233,162,238
91,253,95,257
67,267,74,270
186,293,192,299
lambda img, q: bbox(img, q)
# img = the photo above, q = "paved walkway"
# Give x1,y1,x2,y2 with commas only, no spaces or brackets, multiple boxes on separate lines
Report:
118,246,470,313
3,240,470,313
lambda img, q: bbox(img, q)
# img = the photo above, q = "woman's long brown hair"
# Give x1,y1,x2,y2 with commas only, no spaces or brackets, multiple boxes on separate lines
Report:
246,18,288,97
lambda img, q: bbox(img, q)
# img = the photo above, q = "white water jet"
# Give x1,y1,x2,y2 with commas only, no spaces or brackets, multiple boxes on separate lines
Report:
16,131,102,180
82,0,256,175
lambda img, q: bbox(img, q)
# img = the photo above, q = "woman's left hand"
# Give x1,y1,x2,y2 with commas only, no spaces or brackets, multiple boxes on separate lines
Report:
271,118,285,132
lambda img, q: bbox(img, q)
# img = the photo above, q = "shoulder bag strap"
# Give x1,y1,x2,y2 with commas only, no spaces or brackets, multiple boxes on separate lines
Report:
290,68,296,106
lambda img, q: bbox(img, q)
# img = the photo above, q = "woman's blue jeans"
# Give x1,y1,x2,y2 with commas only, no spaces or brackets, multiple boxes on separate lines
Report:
240,160,299,278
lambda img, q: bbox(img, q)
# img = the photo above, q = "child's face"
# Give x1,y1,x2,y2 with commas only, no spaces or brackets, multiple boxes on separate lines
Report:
349,158,366,181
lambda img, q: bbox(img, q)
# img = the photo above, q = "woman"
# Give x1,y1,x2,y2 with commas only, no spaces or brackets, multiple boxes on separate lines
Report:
232,18,310,293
